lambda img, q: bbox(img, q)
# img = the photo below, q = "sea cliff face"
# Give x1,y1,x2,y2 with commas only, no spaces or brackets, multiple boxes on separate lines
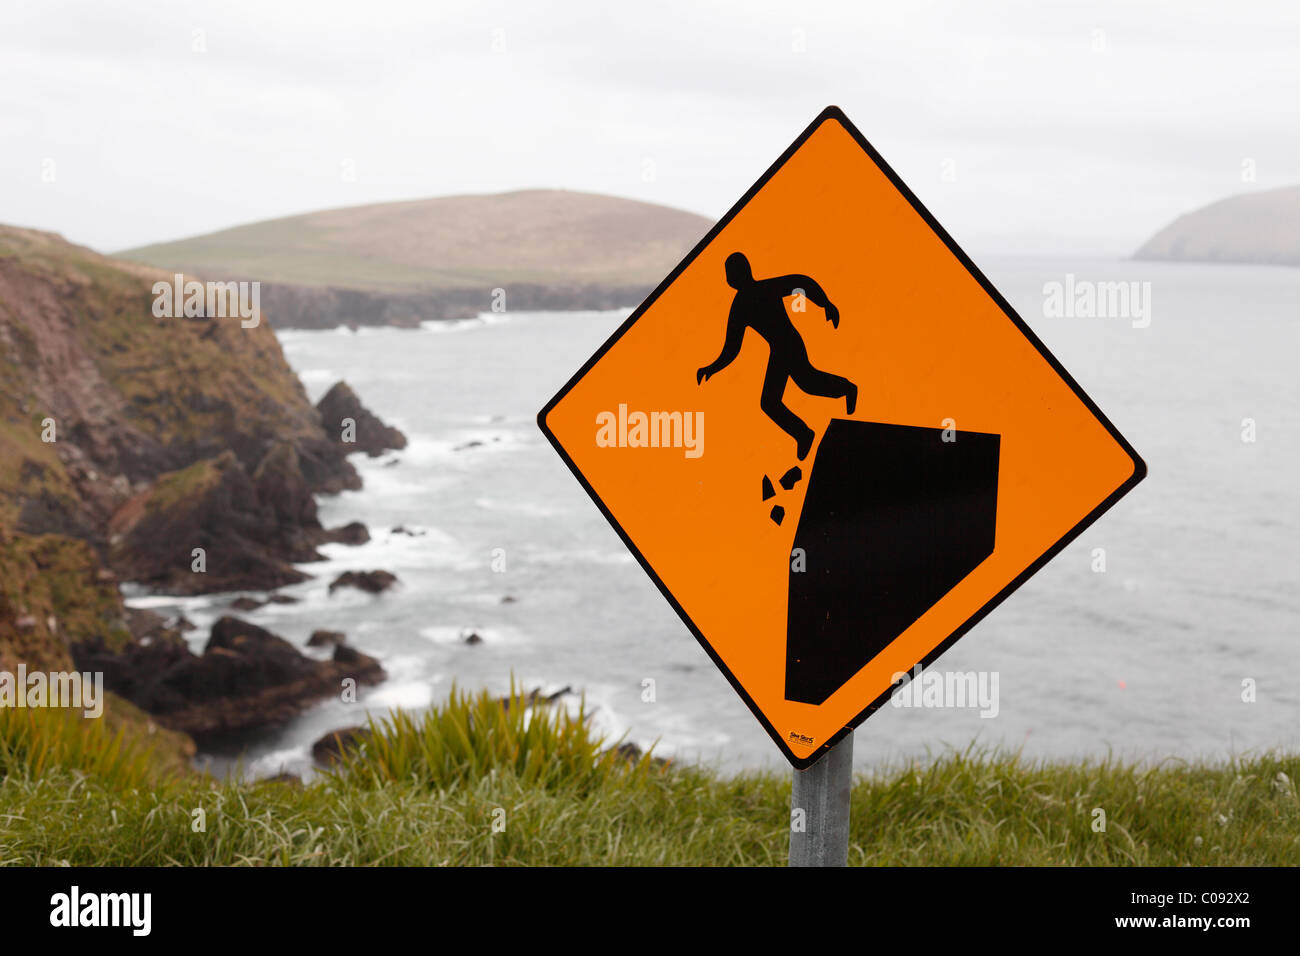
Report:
0,225,358,543
0,224,403,747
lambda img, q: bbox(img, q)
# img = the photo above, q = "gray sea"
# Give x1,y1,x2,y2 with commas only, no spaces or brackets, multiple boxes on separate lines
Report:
129,257,1300,777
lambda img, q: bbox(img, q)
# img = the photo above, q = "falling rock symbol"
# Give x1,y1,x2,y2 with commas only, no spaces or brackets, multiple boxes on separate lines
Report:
762,475,776,501
784,419,1000,705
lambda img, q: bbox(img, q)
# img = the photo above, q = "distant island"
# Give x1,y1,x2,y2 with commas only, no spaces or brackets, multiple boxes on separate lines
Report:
119,189,712,329
1134,184,1300,267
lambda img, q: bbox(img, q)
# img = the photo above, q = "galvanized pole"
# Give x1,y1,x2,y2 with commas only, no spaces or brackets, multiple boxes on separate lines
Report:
789,731,854,866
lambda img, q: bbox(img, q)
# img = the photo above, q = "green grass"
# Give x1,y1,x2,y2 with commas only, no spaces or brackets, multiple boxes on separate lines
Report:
0,705,158,790
1,686,1297,866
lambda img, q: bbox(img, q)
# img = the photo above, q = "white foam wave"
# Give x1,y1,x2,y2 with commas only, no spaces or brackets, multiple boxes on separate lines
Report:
365,681,436,711
246,746,314,780
526,547,636,567
417,313,509,333
473,497,563,518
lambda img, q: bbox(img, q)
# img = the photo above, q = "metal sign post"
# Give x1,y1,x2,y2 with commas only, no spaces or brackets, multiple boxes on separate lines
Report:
789,731,854,866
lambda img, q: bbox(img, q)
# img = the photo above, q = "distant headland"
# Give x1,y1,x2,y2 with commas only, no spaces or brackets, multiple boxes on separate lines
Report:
1134,184,1300,267
119,189,712,329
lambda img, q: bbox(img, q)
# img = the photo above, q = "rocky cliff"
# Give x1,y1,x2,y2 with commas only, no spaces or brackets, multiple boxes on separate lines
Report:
0,225,357,543
0,224,403,747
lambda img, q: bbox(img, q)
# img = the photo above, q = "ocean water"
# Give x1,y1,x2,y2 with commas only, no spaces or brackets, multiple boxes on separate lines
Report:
132,257,1300,778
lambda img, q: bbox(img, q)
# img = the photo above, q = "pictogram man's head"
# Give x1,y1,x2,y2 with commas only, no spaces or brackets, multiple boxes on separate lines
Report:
724,252,753,290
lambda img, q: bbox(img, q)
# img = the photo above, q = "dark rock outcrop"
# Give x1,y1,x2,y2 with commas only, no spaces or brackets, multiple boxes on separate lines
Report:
318,521,369,546
328,570,398,595
610,741,644,762
71,615,385,741
106,439,371,595
252,441,321,559
307,629,346,647
311,725,372,765
331,643,368,666
107,451,312,594
316,382,407,457
497,685,572,712
604,740,669,768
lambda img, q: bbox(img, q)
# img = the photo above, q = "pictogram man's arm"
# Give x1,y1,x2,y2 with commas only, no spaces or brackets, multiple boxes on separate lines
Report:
697,301,747,384
780,274,840,328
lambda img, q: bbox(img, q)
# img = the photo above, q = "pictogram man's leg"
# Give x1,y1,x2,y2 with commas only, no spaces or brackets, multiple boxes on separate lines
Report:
761,361,815,459
789,361,857,415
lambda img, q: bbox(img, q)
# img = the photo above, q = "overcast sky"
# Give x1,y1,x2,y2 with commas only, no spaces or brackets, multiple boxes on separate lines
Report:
3,0,1297,256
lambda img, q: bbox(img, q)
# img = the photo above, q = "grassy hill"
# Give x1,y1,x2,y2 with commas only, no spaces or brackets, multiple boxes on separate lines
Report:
118,190,713,327
1134,184,1300,266
3,685,1297,866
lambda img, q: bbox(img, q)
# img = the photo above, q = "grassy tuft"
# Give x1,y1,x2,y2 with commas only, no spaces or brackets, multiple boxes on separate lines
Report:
0,704,158,790
336,683,662,794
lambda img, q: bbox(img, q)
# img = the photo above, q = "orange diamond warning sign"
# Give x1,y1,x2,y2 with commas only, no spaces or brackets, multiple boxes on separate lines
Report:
538,106,1146,770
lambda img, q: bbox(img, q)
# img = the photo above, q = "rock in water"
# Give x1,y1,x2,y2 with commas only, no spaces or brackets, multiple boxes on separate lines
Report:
316,381,408,457
312,726,372,765
74,616,385,740
784,419,999,706
307,629,346,647
318,520,370,546
328,570,398,594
